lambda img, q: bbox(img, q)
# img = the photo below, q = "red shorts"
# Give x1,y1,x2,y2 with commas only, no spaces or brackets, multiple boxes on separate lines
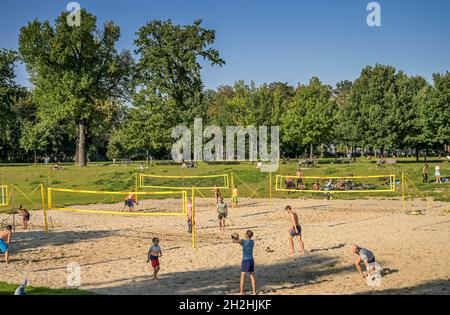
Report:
150,257,160,268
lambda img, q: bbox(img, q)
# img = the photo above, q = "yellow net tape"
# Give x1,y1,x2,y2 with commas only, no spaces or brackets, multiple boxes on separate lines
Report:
139,173,230,190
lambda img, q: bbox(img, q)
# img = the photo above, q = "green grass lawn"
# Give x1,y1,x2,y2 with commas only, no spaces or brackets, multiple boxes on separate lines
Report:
0,281,95,295
0,158,449,214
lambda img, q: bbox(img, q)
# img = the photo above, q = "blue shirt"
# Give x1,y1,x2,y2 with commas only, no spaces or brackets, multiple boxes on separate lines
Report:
241,239,254,261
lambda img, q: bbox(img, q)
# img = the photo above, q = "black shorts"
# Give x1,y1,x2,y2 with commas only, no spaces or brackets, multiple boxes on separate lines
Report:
241,259,255,273
218,213,227,220
368,257,376,264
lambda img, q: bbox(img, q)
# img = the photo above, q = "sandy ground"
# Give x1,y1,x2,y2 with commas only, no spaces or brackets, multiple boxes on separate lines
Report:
1,196,450,295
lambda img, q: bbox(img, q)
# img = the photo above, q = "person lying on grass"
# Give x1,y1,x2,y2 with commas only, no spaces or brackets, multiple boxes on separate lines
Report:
0,225,12,264
232,230,256,295
147,237,162,280
285,206,305,255
352,244,376,278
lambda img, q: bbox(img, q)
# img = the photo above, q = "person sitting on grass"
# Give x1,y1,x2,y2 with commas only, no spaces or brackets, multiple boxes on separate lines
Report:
313,182,321,190
351,244,376,279
0,225,12,264
285,206,305,255
14,279,28,295
51,163,61,171
232,230,256,295
325,179,334,190
217,197,228,232
285,176,295,189
17,205,30,230
147,237,162,280
336,180,345,190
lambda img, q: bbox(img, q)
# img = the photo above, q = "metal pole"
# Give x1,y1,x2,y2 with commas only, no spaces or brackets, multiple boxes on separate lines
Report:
41,183,48,233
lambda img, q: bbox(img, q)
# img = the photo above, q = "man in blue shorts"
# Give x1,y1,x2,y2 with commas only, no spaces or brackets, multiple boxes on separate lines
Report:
285,206,305,255
232,230,256,295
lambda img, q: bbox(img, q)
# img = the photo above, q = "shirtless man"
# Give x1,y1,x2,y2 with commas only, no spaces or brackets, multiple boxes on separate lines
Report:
0,225,12,264
124,193,136,212
285,206,305,255
213,186,221,205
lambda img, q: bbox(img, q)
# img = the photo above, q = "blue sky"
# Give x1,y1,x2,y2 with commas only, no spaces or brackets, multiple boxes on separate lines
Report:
1,0,449,89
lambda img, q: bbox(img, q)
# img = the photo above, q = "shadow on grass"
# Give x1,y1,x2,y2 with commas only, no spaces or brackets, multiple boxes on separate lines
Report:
0,282,95,295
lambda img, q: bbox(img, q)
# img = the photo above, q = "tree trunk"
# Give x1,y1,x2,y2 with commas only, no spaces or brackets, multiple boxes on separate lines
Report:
415,146,420,162
77,120,88,166
310,143,313,159
34,150,37,165
320,144,324,158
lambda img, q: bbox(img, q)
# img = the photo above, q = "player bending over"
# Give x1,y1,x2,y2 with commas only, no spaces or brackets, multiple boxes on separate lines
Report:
352,244,376,279
285,206,305,255
147,237,163,280
0,225,13,264
232,230,256,295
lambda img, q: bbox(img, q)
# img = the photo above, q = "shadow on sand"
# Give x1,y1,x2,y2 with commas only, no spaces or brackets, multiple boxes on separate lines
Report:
91,254,355,295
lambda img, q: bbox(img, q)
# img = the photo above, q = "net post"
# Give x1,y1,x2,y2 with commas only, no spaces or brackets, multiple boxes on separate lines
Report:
11,184,15,233
192,186,196,249
231,173,235,208
41,183,48,233
401,172,406,213
135,173,139,204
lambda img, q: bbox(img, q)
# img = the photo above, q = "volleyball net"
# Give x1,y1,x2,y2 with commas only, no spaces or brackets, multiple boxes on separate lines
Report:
274,174,397,193
138,173,230,190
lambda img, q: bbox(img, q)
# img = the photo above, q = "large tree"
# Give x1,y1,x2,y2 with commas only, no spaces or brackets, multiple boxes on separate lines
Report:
108,19,224,159
18,9,132,166
281,77,335,158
